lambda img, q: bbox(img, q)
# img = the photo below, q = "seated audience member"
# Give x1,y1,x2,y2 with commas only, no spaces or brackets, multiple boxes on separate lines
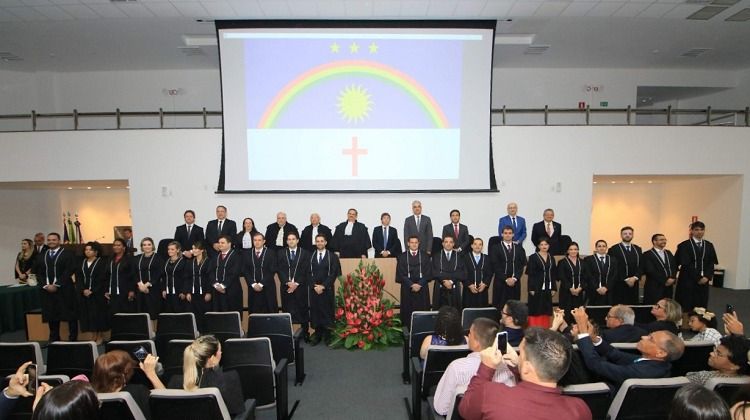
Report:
169,335,247,417
573,306,684,390
670,383,730,420
419,306,467,360
31,380,99,420
639,298,682,335
459,327,592,420
91,350,165,419
1,362,35,418
433,318,516,416
602,305,647,344
686,335,750,386
501,300,528,347
687,308,723,345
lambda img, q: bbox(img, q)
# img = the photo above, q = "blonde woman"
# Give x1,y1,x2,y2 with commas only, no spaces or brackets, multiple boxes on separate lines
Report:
641,298,682,335
15,239,34,283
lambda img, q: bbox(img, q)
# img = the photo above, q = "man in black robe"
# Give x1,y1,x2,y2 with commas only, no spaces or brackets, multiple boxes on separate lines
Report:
463,238,493,309
208,235,243,312
278,232,311,338
264,212,299,252
308,234,341,345
396,235,432,328
432,236,466,310
244,233,278,314
332,208,371,258
205,206,237,258
490,226,527,311
608,226,643,305
34,232,77,342
643,233,677,305
299,213,332,253
675,221,718,312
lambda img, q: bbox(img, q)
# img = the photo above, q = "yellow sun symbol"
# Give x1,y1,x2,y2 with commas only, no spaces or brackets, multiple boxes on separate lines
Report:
337,85,373,124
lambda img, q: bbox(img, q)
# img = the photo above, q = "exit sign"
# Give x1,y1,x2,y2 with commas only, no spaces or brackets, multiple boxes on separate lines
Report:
600,101,609,107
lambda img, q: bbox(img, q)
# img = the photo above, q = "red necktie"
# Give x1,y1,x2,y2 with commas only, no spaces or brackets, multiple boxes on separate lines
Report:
220,253,226,261
454,224,459,238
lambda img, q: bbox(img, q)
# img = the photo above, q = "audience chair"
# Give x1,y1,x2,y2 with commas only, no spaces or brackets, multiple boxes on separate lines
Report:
562,382,611,420
402,311,439,384
0,342,45,376
607,376,690,420
98,391,147,420
411,345,471,420
705,376,750,405
427,384,466,420
150,388,256,420
46,341,98,378
671,340,713,377
105,340,158,388
161,339,193,385
584,306,611,329
110,313,154,341
222,338,289,420
631,305,656,324
154,313,198,355
460,307,499,334
204,312,244,342
246,313,305,385
5,375,69,420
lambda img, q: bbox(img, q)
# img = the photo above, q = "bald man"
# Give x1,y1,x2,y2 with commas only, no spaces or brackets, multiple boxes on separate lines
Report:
300,213,332,253
498,202,527,245
264,212,299,252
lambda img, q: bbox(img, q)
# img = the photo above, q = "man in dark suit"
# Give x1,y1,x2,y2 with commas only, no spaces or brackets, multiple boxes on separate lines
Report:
32,232,48,255
432,236,466,310
208,235,243,312
498,202,527,245
299,213,332,253
643,233,677,305
332,208,371,258
205,205,237,258
601,305,647,343
33,232,77,342
403,200,433,255
573,307,684,390
264,211,299,252
372,212,402,258
441,209,470,253
174,209,205,257
531,208,563,255
608,226,643,305
675,221,718,312
460,327,592,420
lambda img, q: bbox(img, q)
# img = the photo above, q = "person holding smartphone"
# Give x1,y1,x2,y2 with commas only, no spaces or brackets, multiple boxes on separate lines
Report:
91,350,164,419
1,361,36,418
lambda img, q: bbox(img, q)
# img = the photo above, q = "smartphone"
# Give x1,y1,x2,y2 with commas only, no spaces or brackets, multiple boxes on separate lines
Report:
726,304,735,314
496,331,509,355
133,346,148,362
25,364,38,394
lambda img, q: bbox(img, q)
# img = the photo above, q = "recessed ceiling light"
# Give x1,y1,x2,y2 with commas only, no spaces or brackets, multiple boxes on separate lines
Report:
647,180,653,184
629,181,635,184
126,186,130,189
593,181,598,184
611,181,616,184
67,187,73,190
106,186,111,189
87,186,92,190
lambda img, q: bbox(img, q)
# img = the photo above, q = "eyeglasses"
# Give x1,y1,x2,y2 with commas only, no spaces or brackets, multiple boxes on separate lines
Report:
502,311,512,317
605,314,620,320
652,303,665,310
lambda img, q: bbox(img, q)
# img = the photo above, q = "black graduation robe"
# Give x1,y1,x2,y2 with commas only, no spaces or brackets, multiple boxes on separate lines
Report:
490,242,527,311
432,250,466,310
107,254,136,316
332,221,372,258
396,250,433,327
526,253,556,316
557,257,586,314
299,224,333,253
34,248,77,322
264,223,299,252
608,243,644,305
189,256,212,332
277,247,310,324
463,253,493,309
583,254,618,305
162,257,190,313
642,248,677,305
675,239,718,310
308,250,341,329
244,247,278,314
208,250,243,313
134,253,164,318
75,257,108,332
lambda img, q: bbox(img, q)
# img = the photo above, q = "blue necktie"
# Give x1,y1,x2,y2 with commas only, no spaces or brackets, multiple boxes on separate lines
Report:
383,227,388,249
475,255,480,264
291,250,296,260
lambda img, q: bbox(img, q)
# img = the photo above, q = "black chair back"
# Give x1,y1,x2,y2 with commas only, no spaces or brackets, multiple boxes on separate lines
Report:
420,347,471,395
562,383,611,420
609,377,689,420
46,342,97,378
99,392,146,420
632,305,657,324
585,306,611,329
150,388,230,420
111,313,152,341
222,338,276,407
671,341,713,376
155,313,198,355
6,376,69,420
708,377,750,405
161,339,193,384
410,312,439,358
247,313,296,365
203,312,243,343
0,343,43,377
461,307,499,333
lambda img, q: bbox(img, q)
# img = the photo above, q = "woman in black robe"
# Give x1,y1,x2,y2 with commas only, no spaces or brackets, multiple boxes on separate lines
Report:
76,241,108,344
106,238,136,317
161,241,190,313
526,238,557,329
557,242,586,322
134,237,163,325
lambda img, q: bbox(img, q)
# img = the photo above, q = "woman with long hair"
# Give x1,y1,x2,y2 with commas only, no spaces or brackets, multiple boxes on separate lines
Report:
188,241,212,332
15,238,35,283
235,217,258,252
106,238,136,316
526,237,557,328
161,241,190,313
91,350,164,419
135,237,164,327
76,241,108,344
419,306,466,359
558,241,585,318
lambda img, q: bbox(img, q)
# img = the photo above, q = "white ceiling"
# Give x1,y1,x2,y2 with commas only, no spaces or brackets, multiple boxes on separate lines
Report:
0,0,749,72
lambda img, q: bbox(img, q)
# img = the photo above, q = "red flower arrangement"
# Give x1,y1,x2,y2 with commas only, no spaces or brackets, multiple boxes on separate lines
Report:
330,260,403,350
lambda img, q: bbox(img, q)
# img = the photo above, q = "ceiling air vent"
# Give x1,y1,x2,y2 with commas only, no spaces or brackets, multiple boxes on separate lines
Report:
178,46,205,56
681,48,712,58
726,8,750,21
0,52,23,61
686,6,728,20
524,45,550,55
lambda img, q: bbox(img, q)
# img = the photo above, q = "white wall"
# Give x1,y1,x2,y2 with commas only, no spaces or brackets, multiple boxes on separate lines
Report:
0,126,748,288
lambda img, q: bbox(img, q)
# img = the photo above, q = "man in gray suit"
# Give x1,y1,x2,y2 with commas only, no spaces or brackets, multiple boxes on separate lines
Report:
403,200,434,255
441,209,470,253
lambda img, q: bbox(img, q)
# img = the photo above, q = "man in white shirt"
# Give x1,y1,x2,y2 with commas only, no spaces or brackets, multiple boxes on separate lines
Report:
433,318,516,416
300,213,332,253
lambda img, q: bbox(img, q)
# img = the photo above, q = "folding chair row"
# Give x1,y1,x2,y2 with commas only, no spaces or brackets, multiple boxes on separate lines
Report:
0,342,46,376
403,311,439,384
410,345,471,420
6,375,70,420
100,388,257,420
